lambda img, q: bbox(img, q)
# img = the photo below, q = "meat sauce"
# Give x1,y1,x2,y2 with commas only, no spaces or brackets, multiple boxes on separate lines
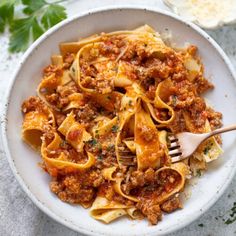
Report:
22,30,222,225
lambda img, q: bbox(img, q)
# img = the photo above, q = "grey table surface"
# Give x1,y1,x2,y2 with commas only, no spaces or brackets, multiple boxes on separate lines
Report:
1,1,236,235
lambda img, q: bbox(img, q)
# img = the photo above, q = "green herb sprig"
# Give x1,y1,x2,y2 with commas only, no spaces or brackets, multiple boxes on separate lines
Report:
214,201,236,225
111,125,119,133
0,0,67,53
223,202,236,225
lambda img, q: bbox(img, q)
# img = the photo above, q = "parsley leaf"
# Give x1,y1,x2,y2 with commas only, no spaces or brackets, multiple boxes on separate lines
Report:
22,0,47,15
86,138,98,146
0,0,15,33
107,144,115,151
41,4,66,29
41,4,67,30
196,169,202,177
111,125,119,133
8,1,67,53
223,202,236,225
203,146,211,155
9,16,44,52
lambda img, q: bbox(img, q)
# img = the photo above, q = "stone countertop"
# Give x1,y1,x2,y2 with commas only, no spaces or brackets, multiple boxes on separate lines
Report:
0,1,236,235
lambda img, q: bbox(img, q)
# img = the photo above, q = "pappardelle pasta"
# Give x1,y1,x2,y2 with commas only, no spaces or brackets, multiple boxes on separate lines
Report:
21,25,223,225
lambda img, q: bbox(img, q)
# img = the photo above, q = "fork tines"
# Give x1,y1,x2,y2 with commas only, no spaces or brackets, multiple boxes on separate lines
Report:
118,134,183,165
119,157,136,166
167,134,182,160
118,142,136,166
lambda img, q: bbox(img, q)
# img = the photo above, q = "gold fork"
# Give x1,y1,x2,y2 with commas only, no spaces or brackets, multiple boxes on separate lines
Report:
119,124,236,165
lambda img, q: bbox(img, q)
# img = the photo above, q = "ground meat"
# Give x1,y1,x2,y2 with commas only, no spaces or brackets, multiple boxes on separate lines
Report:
98,182,114,199
79,54,115,94
54,112,66,126
44,81,79,109
57,83,79,98
63,53,75,69
76,104,97,126
50,177,94,204
144,168,155,182
43,65,63,78
142,57,171,80
122,168,156,195
139,125,155,142
50,169,104,204
67,148,87,163
136,200,162,225
160,196,182,213
99,41,121,60
94,76,114,94
21,96,48,114
169,110,186,133
43,131,55,145
174,79,196,108
187,45,198,56
45,93,59,106
61,175,81,194
195,76,214,94
206,107,223,130
130,171,145,187
85,169,104,187
188,97,207,128
145,84,157,100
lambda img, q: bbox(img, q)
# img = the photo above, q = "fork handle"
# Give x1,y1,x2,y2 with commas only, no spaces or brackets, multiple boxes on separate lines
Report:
204,124,236,140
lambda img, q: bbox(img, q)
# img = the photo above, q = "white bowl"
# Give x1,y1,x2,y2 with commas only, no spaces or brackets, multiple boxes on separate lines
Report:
1,6,236,236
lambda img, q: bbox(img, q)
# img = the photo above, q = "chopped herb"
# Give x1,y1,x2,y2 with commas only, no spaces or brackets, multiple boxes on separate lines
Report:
111,125,119,133
59,140,67,148
128,100,132,106
97,154,104,161
86,138,97,146
97,107,104,114
203,146,211,155
198,223,204,227
98,143,102,152
107,144,115,151
144,185,155,191
171,95,178,107
95,130,99,133
225,218,236,225
223,202,236,225
72,67,75,72
107,95,111,100
196,169,202,177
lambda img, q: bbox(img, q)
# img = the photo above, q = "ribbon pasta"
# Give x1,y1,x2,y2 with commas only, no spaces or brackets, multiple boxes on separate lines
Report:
21,25,223,225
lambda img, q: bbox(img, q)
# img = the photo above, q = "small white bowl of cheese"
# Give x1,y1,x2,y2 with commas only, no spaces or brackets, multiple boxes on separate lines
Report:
163,0,236,29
